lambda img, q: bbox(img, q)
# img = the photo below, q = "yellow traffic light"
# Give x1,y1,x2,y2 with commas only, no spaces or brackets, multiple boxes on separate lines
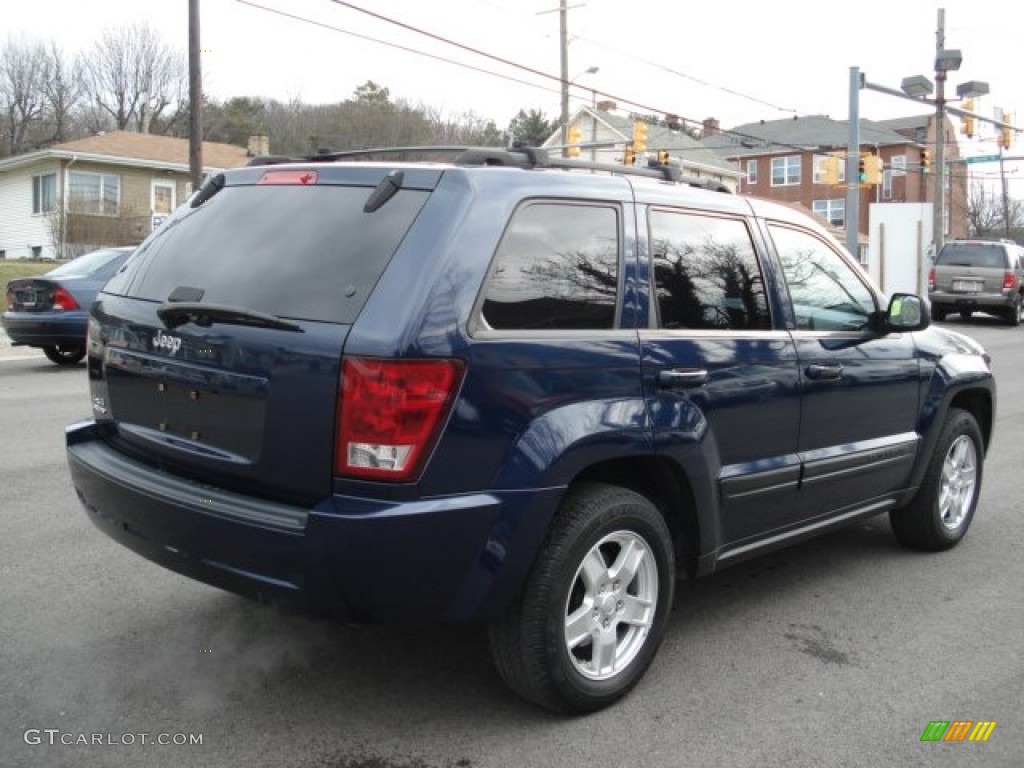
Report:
864,154,884,185
623,142,636,166
632,121,648,155
821,155,841,185
656,150,670,165
921,148,931,174
961,100,975,138
567,125,582,158
1001,114,1014,150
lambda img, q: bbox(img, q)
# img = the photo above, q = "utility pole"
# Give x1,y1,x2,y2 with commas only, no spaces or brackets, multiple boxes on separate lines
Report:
846,67,861,258
559,0,569,155
933,8,947,251
999,152,1011,237
188,0,203,191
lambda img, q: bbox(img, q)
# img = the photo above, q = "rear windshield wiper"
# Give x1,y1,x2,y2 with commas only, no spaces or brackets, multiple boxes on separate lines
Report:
157,302,304,332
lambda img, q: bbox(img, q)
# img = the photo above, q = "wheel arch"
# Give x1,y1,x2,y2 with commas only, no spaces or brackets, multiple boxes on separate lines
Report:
572,455,704,579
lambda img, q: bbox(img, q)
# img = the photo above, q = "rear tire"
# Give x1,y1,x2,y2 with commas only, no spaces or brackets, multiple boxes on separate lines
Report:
931,307,947,322
488,483,675,713
1008,297,1022,327
890,408,983,551
43,344,86,366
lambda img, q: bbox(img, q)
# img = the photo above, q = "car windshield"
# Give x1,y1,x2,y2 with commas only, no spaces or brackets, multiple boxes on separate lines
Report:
47,248,129,278
935,243,1006,268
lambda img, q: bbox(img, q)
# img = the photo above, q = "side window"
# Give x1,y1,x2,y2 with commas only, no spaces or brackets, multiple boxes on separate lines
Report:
649,210,771,330
769,224,876,331
481,202,619,330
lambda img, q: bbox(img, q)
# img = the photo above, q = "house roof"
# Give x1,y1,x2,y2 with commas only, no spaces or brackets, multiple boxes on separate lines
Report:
544,108,741,177
703,114,918,159
0,131,250,174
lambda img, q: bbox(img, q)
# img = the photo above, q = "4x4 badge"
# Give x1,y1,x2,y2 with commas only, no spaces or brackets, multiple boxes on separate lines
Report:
152,329,182,356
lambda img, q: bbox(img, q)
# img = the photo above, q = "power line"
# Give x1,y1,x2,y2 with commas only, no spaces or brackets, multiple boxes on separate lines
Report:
234,0,567,104
233,0,855,156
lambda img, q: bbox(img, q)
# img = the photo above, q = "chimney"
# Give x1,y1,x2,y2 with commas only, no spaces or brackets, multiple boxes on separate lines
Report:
701,118,720,138
246,134,270,157
596,100,617,112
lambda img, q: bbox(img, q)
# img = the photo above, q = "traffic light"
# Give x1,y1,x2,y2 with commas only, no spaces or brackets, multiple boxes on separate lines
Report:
623,142,636,166
920,148,931,174
864,154,884,185
656,150,670,165
567,125,582,158
632,121,649,155
858,155,867,183
1001,113,1014,150
961,100,975,138
821,155,840,185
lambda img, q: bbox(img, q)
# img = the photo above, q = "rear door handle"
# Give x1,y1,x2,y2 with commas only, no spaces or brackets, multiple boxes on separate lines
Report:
805,364,843,381
657,369,709,389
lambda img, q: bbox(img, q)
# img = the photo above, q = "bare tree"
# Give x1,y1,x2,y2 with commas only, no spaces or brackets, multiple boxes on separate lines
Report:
0,35,49,155
40,41,82,144
79,24,185,133
966,181,1024,239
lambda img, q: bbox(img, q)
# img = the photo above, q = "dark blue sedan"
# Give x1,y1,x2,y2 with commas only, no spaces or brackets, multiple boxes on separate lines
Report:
3,246,135,365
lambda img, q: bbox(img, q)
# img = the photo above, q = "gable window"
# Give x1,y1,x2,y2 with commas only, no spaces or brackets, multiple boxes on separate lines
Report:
746,159,757,185
771,156,801,186
812,199,845,228
32,173,57,214
69,171,120,216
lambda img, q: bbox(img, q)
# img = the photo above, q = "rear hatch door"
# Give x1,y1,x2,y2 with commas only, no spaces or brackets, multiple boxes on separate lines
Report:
92,164,440,503
935,242,1008,294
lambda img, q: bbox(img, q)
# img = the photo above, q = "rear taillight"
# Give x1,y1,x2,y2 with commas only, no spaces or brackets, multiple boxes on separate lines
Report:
336,357,464,482
1003,270,1017,290
52,287,79,310
928,267,936,291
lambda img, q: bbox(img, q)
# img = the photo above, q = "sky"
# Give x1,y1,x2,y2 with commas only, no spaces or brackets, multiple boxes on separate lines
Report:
6,0,1024,185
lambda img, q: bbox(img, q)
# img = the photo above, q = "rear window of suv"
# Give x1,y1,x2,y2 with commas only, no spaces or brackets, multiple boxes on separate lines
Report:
935,242,1009,269
103,184,430,324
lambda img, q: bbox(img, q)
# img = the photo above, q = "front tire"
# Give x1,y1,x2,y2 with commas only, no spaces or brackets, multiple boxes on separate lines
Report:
43,344,86,366
890,408,983,551
489,483,675,713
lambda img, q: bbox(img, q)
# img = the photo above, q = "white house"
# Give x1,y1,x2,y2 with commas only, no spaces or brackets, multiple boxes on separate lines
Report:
0,131,252,260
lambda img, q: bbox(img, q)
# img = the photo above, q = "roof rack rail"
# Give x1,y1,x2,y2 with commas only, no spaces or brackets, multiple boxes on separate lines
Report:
246,146,475,167
244,144,732,192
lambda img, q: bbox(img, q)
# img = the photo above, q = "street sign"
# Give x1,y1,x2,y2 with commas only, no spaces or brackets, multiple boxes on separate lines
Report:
962,154,1001,164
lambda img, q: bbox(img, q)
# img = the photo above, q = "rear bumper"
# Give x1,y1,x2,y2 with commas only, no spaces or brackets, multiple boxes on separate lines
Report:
65,420,558,623
1,310,87,347
928,290,1018,312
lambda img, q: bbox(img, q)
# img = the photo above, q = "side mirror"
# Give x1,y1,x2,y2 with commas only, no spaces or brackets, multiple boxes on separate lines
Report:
884,293,930,332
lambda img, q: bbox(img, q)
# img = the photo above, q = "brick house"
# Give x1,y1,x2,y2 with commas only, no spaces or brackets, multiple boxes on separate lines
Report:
701,114,967,260
0,131,253,260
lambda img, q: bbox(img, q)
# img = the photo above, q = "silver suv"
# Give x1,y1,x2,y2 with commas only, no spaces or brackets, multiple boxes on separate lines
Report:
929,239,1024,325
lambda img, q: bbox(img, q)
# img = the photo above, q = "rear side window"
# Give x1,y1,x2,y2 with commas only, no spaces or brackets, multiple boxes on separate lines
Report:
649,209,771,330
935,243,1009,269
480,201,620,330
104,185,429,324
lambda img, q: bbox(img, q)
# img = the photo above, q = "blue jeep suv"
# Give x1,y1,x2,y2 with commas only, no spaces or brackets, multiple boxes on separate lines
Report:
66,147,995,713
